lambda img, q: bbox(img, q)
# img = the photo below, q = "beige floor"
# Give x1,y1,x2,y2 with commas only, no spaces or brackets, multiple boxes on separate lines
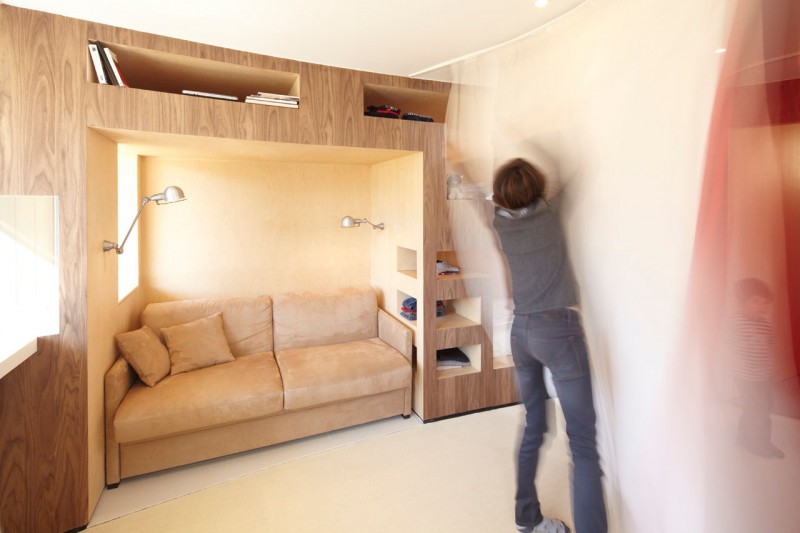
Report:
88,398,800,532
88,403,572,532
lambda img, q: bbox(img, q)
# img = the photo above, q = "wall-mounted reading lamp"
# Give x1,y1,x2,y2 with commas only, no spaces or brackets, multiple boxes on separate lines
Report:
103,185,187,254
340,216,384,230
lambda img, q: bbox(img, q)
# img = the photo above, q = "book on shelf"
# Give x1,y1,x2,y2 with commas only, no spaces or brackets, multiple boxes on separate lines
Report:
182,90,238,101
93,40,119,86
100,44,128,87
245,95,299,108
256,92,300,102
88,43,111,85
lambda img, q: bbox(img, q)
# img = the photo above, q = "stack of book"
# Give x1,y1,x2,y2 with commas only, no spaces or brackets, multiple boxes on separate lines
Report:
245,92,300,108
88,40,127,87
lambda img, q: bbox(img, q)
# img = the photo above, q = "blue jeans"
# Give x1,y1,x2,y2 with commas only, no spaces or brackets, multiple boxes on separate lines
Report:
511,308,607,532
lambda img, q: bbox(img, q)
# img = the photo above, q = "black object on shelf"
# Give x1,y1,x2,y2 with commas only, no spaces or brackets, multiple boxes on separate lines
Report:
437,347,470,368
402,112,433,122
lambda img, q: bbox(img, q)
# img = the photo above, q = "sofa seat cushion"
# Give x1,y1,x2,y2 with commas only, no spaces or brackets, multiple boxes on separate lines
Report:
114,352,283,443
275,338,411,411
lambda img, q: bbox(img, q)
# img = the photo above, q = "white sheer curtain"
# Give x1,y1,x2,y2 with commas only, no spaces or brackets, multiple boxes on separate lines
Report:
441,1,732,530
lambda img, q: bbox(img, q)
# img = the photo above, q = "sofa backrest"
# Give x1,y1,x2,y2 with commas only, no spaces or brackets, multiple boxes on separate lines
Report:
272,287,378,351
142,295,273,356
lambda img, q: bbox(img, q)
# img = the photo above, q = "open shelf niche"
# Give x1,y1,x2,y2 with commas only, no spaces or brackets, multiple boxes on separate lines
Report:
363,84,449,123
397,246,417,279
436,344,481,379
397,289,418,329
87,41,300,103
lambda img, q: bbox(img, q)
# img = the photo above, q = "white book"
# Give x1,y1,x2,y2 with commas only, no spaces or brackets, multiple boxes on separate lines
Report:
182,90,238,101
88,43,110,84
256,92,299,101
245,97,299,108
102,47,127,87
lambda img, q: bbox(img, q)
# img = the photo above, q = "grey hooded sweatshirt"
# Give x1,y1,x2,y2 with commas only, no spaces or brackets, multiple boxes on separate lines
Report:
492,199,579,315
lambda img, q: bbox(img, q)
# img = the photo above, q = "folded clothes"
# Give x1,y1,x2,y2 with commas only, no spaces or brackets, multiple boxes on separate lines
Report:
400,310,417,321
402,297,417,311
402,112,434,122
365,105,401,119
436,348,470,367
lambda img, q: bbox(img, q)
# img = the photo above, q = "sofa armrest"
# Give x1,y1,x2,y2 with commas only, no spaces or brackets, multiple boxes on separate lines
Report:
378,309,412,362
105,357,136,486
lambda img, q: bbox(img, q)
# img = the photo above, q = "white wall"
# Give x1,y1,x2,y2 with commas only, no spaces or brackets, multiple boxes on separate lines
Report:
445,0,732,530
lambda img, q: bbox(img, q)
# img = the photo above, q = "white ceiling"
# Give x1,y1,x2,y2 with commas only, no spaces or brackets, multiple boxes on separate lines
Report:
5,0,585,79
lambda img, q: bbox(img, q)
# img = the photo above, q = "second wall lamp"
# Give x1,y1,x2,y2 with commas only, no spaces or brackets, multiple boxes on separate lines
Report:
341,216,384,230
103,185,187,254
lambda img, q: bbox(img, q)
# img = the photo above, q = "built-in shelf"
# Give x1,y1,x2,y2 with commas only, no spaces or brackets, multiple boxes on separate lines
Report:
436,344,481,379
364,84,449,123
396,246,418,279
437,365,481,379
436,312,480,330
88,41,300,103
436,272,489,300
397,289,418,330
435,298,482,349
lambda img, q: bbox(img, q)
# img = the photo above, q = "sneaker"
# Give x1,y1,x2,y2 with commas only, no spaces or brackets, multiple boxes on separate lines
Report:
516,518,571,533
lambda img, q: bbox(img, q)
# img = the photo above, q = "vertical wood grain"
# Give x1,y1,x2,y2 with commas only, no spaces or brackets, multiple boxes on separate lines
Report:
3,7,460,530
0,6,89,532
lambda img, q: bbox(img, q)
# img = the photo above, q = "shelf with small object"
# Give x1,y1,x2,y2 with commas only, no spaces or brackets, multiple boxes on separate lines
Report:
397,290,419,330
87,40,300,105
435,297,483,348
363,83,449,123
436,345,481,379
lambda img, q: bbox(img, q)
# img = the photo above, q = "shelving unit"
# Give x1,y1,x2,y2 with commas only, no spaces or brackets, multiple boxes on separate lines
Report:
397,246,418,279
79,25,503,427
87,41,300,103
364,84,449,122
436,344,482,379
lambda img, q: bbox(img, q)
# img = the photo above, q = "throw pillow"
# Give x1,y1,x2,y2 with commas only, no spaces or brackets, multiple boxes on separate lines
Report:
115,325,171,387
161,311,235,375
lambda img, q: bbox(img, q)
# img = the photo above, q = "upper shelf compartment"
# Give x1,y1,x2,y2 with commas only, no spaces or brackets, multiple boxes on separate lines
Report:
364,84,449,123
88,42,300,102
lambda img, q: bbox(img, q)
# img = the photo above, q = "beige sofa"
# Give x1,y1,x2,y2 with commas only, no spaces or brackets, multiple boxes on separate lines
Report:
105,287,412,487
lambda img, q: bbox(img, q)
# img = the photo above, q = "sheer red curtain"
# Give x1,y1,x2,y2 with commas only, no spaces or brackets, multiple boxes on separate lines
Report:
690,0,800,389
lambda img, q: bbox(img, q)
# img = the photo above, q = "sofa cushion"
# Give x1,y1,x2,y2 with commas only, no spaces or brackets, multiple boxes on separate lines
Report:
114,352,283,443
143,296,273,356
161,312,235,375
273,287,378,351
275,338,411,411
115,325,171,387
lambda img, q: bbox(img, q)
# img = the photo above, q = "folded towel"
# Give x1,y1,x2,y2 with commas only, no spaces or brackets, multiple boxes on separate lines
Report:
400,310,417,321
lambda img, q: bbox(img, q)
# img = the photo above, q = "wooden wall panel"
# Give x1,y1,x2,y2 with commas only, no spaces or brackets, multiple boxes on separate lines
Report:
0,6,90,532
3,5,455,529
303,64,361,147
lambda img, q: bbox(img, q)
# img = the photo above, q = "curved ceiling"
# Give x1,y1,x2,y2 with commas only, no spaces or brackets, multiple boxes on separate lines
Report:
5,0,585,78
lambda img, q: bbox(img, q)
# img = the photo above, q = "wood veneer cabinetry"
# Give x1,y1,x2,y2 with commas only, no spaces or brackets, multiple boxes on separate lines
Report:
2,5,515,530
1,5,453,531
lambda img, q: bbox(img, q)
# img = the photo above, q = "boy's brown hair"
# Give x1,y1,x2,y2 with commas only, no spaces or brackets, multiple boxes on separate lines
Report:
492,158,546,210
